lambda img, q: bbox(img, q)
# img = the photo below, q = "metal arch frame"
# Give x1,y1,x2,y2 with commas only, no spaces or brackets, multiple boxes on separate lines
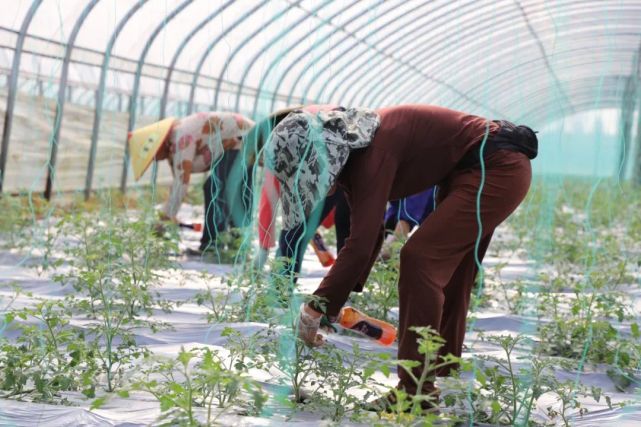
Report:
419,42,640,116
618,74,638,181
159,0,235,120
249,0,361,118
410,6,641,111
364,2,612,111
361,2,536,108
453,46,639,118
285,0,413,107
264,0,393,110
186,0,271,115
267,0,391,111
85,0,147,200
303,0,440,105
366,0,637,109
408,45,638,116
517,77,624,117
120,0,194,192
513,0,574,115
499,75,625,123
212,0,303,112
627,39,641,182
342,2,528,105
322,0,480,107
447,34,640,111
0,0,42,195
232,0,334,115
286,1,502,118
406,52,636,121
44,0,100,200
515,77,627,125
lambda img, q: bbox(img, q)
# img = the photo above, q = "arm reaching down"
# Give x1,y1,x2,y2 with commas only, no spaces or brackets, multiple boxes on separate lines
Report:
163,134,196,219
312,146,398,317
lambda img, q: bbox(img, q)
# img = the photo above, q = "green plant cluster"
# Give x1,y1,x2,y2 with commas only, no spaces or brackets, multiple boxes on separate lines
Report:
0,208,177,400
1,178,639,426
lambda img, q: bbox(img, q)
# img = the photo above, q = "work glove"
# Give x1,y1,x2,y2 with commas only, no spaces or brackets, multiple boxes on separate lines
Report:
296,303,325,347
379,234,397,261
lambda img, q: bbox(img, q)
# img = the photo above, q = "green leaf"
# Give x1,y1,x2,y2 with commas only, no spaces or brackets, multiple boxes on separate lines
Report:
82,385,96,398
381,365,391,377
631,323,640,339
169,382,185,395
90,396,107,410
491,400,501,414
177,348,194,367
117,390,129,398
476,369,487,386
159,396,175,412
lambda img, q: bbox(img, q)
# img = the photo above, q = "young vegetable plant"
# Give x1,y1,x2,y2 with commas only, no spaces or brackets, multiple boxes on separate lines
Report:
392,327,460,420
445,333,618,426
0,298,98,401
57,213,176,320
350,240,402,325
132,346,266,426
53,211,178,392
305,343,388,422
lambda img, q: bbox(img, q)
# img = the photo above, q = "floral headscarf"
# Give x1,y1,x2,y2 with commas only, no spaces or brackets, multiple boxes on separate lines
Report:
265,107,380,230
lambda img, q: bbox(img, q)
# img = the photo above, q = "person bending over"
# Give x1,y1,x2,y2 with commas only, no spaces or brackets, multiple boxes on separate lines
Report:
264,104,537,411
128,111,254,253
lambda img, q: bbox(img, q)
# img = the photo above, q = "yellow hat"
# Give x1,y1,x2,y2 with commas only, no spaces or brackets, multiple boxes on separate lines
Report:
128,117,176,180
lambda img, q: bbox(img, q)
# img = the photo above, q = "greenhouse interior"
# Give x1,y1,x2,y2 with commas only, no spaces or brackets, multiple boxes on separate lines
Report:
0,0,640,426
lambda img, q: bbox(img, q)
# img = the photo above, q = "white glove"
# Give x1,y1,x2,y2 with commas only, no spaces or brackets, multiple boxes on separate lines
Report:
296,304,325,347
380,233,397,261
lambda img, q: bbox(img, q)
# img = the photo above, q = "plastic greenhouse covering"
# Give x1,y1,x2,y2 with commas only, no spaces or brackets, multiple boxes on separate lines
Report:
0,0,640,426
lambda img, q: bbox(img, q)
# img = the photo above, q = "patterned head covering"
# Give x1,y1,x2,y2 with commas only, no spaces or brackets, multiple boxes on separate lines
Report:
265,107,380,230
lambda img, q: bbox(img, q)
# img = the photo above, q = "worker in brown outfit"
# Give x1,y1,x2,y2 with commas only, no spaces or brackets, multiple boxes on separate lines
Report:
264,105,537,411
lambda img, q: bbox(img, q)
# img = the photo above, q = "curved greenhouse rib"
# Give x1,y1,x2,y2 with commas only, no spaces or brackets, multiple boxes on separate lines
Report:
232,0,334,115
211,1,300,111
85,0,148,200
0,0,42,195
323,0,476,107
375,29,639,115
338,0,495,108
159,0,235,120
286,0,407,107
361,1,537,108
267,0,392,111
364,0,631,109
186,0,271,115
120,0,194,192
249,1,360,118
44,0,100,200
513,0,575,114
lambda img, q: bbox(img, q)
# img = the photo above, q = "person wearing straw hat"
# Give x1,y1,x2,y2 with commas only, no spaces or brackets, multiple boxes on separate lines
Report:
264,105,537,411
128,111,255,252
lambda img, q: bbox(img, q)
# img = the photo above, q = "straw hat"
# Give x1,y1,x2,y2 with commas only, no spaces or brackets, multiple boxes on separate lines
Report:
128,117,176,180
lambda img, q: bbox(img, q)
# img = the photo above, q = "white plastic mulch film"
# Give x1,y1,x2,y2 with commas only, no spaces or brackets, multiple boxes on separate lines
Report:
0,0,640,426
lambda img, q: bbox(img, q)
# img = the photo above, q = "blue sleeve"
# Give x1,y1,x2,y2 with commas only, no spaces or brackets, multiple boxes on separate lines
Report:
421,187,436,220
398,187,433,226
384,200,400,224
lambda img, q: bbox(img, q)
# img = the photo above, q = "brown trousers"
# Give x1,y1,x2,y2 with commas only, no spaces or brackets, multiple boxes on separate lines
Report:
397,149,531,394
